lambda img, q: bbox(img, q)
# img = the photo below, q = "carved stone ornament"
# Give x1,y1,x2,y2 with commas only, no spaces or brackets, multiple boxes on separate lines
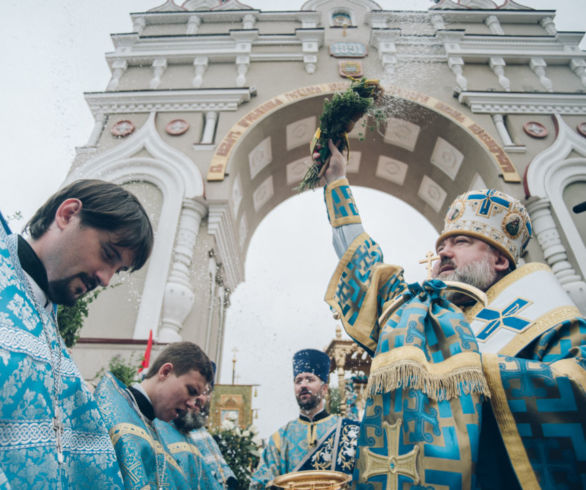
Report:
111,120,135,137
577,122,586,138
339,60,363,78
523,121,548,139
329,41,367,58
165,119,190,136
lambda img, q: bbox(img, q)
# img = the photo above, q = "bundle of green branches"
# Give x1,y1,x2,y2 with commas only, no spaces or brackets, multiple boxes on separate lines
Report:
295,78,384,192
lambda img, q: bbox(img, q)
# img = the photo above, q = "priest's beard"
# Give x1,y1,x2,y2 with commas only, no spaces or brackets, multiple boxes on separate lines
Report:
173,403,209,434
296,388,322,412
436,256,498,302
48,273,98,306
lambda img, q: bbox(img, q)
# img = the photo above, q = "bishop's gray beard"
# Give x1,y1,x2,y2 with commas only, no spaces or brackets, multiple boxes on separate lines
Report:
436,257,498,301
173,408,208,434
296,389,322,412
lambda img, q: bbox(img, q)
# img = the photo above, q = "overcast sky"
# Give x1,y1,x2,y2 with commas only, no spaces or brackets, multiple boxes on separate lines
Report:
1,0,583,439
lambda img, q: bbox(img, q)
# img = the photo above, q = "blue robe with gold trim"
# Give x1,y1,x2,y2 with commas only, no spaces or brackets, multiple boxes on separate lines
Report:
251,413,359,488
323,180,586,489
189,427,236,487
0,228,124,488
94,373,190,489
154,419,221,489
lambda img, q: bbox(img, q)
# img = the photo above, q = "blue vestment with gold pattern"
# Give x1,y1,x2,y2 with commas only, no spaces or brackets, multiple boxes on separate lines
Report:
251,412,359,488
0,227,124,488
189,427,236,487
94,373,191,489
154,419,221,489
323,179,586,489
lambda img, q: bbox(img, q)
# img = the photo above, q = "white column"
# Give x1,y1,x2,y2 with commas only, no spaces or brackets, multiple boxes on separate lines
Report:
530,57,553,92
192,56,208,88
492,114,514,146
485,15,504,35
201,111,218,144
107,59,127,91
242,13,256,29
382,54,397,77
448,56,468,91
150,58,167,89
86,112,106,146
159,200,208,342
430,14,445,30
489,57,511,92
133,16,146,35
236,55,249,87
187,15,201,35
570,59,586,88
526,198,586,313
540,17,557,35
205,250,231,365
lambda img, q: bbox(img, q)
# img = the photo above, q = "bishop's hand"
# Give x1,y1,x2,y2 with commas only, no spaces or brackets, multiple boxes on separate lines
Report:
324,139,348,184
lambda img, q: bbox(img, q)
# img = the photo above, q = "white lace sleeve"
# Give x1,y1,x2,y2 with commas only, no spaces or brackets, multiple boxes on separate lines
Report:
332,223,364,259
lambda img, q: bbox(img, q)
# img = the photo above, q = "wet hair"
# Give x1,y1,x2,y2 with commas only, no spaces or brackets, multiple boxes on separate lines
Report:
145,342,213,383
26,179,153,271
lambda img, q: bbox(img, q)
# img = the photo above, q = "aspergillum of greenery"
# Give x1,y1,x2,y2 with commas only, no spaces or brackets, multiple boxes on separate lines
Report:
93,354,140,387
57,289,102,348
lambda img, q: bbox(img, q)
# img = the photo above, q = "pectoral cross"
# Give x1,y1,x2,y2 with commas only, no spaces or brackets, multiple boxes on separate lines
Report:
360,420,419,490
53,407,64,464
418,251,439,280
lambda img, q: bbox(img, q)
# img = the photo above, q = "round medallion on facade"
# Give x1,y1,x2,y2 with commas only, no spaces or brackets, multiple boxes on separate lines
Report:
166,119,190,136
523,121,548,139
445,198,465,223
577,122,586,138
502,211,523,239
111,120,135,137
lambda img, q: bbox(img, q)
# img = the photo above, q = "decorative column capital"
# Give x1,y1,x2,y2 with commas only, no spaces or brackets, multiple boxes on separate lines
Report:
150,58,168,90
107,59,128,91
530,57,553,92
242,13,256,29
430,14,445,30
540,17,557,35
132,16,146,35
485,15,504,35
187,15,201,35
236,56,250,87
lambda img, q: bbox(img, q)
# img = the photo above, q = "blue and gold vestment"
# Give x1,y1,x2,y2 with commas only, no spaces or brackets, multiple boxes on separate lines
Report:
0,227,124,488
323,179,586,489
94,373,191,489
189,427,236,487
154,419,221,489
251,412,359,488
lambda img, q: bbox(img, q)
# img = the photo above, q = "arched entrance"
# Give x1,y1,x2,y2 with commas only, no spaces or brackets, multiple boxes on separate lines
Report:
211,84,514,437
211,83,514,263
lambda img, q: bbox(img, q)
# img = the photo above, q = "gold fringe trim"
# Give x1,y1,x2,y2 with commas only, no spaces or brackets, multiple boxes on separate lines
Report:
367,348,490,401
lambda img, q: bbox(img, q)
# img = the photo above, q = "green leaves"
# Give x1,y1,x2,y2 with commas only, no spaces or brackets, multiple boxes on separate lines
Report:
210,421,261,489
57,289,101,348
296,78,383,192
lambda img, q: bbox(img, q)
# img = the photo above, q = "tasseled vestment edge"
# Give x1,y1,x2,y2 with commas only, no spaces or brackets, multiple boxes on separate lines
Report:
367,346,491,401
